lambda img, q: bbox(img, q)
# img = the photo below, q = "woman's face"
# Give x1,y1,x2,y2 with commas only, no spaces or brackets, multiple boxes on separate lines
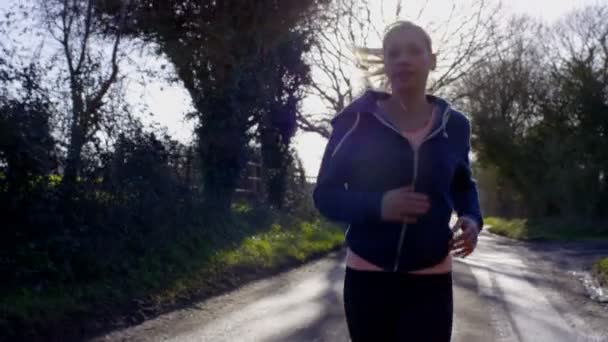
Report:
383,27,436,92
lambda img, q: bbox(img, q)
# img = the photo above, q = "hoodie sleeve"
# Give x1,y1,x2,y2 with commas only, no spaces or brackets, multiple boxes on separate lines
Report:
312,112,385,224
450,118,484,231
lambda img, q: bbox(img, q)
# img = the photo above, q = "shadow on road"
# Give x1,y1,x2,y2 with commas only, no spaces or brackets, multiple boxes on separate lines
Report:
268,251,350,342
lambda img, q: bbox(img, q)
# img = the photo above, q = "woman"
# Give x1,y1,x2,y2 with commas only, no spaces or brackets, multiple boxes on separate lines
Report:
313,21,483,342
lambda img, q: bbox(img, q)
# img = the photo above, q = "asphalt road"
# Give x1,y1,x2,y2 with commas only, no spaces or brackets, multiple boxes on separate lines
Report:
93,231,608,342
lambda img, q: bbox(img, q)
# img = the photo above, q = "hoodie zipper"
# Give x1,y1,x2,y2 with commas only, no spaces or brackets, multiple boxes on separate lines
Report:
372,105,452,272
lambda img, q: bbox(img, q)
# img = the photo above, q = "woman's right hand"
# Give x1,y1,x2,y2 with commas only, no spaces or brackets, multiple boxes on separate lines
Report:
381,186,430,223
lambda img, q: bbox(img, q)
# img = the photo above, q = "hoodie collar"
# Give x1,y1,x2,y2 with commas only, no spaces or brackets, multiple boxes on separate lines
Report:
332,89,453,137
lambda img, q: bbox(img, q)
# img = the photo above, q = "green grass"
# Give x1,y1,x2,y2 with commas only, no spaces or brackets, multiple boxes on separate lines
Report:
217,221,344,267
592,257,608,287
485,216,608,241
0,212,344,339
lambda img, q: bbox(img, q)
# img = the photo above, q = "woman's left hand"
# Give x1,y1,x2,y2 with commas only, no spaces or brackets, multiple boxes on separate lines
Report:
449,216,480,258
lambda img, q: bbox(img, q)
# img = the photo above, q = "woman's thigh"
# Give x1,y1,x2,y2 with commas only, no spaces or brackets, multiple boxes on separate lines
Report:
396,272,454,342
343,267,400,342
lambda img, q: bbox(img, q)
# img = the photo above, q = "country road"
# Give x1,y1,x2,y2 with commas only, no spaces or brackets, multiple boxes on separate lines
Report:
94,232,608,342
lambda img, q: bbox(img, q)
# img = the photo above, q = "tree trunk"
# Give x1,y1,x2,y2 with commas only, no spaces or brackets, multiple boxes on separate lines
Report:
197,98,248,215
61,117,84,202
260,123,291,209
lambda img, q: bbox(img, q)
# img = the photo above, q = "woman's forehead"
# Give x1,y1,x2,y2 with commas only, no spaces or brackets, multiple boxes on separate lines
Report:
383,27,431,51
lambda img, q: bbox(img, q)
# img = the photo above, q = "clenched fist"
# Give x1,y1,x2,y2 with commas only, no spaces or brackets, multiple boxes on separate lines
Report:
381,186,430,223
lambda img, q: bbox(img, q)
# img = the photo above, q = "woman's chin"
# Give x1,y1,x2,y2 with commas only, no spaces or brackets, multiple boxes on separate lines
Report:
391,80,419,92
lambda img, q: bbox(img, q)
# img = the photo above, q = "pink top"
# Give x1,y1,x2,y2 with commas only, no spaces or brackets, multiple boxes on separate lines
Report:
346,103,452,273
400,107,437,149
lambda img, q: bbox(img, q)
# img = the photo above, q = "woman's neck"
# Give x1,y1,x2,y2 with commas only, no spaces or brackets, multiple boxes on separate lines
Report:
393,87,428,115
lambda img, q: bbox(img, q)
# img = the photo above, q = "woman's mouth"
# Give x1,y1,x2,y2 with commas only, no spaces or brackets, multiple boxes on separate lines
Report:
394,70,414,80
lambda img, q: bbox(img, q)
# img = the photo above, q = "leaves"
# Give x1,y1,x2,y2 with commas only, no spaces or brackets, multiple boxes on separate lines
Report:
461,6,608,219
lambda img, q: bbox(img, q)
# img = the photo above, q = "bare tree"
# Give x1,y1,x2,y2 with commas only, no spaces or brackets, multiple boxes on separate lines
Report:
301,0,502,139
38,0,130,198
299,0,381,138
551,4,608,83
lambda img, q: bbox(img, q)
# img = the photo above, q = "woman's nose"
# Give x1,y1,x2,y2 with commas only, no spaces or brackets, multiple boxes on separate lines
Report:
393,58,412,69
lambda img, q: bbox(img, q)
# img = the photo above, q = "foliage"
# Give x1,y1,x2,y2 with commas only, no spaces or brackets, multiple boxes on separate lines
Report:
97,0,330,213
460,7,608,219
0,99,56,201
0,212,343,340
257,31,312,209
485,217,608,241
0,1,332,339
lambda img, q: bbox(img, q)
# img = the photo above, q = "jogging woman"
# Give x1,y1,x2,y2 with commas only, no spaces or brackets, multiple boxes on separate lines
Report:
313,21,483,342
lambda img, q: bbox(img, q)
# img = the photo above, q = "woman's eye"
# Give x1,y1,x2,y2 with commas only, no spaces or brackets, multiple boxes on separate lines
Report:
387,45,424,60
406,46,423,56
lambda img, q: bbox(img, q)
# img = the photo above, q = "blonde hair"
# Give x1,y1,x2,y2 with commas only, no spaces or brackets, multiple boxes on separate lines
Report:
354,21,433,89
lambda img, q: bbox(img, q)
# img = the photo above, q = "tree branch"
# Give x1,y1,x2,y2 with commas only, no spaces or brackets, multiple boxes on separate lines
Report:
296,111,331,139
85,0,127,117
75,0,93,74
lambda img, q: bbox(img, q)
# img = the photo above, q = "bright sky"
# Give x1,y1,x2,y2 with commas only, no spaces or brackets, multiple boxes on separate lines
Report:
1,0,603,180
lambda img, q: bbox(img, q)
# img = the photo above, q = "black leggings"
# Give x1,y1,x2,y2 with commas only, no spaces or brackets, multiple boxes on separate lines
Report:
343,267,453,342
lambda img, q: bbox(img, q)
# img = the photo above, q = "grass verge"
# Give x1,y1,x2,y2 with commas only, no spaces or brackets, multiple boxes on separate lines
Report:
485,217,608,241
592,257,608,287
0,210,344,341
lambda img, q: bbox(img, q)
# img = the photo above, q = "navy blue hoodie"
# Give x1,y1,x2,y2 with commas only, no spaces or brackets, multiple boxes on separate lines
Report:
313,89,483,272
